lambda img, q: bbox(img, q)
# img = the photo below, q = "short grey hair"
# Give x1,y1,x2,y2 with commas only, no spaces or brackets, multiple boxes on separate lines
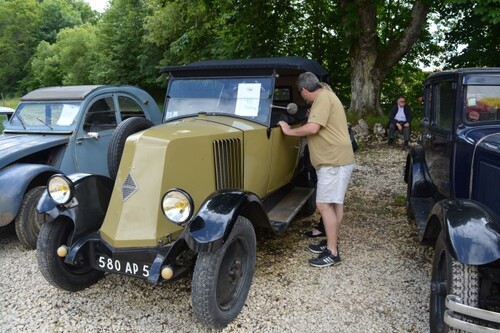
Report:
297,72,322,92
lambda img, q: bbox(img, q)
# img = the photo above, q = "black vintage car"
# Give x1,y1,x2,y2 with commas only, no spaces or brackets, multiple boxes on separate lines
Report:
405,68,500,332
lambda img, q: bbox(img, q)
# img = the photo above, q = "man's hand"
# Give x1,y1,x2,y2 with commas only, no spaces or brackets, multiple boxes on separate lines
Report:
396,123,403,131
278,120,291,134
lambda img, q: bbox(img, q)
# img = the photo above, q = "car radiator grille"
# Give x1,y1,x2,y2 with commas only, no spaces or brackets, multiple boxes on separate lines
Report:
213,138,242,190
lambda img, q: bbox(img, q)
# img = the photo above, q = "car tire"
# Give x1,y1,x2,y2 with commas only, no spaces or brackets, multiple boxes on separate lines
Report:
191,216,256,328
15,186,47,249
429,231,479,333
37,217,104,291
107,117,154,180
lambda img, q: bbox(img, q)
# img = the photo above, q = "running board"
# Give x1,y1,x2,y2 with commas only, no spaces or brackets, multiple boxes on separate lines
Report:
268,187,315,233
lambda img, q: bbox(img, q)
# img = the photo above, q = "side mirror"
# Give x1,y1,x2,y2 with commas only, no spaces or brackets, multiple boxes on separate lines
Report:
271,103,298,115
286,103,298,115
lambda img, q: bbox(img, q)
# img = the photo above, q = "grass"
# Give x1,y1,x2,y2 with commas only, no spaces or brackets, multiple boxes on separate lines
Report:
1,97,20,132
1,97,19,109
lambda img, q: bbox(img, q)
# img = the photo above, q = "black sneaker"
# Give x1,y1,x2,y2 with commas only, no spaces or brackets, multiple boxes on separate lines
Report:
309,249,341,267
308,239,327,254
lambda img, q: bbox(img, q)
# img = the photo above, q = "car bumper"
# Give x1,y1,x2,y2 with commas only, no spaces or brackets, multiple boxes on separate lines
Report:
63,231,192,285
445,295,500,332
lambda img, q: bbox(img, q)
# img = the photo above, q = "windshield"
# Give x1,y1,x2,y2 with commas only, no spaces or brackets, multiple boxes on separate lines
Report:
164,77,273,125
9,102,81,130
464,85,500,124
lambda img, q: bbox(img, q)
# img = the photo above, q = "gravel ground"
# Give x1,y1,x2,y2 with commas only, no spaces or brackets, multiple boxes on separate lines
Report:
0,143,433,333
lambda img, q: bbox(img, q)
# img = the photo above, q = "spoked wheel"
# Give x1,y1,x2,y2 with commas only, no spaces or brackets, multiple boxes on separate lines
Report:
15,186,49,249
191,216,256,328
430,231,479,333
37,218,103,291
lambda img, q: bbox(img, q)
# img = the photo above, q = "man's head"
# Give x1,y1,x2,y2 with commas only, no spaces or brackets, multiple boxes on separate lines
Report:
397,96,406,107
297,72,323,104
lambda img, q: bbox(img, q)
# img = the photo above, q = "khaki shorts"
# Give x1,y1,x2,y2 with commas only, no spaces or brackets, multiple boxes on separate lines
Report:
316,164,355,204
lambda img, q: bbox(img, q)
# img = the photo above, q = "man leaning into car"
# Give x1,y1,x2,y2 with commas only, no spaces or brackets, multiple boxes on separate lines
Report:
278,72,355,267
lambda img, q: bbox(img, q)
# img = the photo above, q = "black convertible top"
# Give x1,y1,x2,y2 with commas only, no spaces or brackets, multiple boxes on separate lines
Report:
161,57,329,81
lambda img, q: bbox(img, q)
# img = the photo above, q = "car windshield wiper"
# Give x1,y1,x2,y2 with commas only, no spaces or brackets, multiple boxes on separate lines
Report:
14,113,26,129
37,117,53,130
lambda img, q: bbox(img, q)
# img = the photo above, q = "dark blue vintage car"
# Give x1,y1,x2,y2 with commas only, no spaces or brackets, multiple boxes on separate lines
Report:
0,85,161,249
405,68,500,332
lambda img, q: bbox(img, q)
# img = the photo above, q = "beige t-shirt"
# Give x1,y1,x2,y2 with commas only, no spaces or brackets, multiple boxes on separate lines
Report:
307,85,355,169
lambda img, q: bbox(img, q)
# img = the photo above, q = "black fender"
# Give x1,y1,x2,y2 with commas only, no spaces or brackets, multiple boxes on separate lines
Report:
0,163,60,226
37,173,114,242
186,190,268,253
423,199,500,265
405,146,435,198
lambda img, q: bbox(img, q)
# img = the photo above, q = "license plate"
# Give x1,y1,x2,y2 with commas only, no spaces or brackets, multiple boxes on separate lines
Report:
95,255,150,279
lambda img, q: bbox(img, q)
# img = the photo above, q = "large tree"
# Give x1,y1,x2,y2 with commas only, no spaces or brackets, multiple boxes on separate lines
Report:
91,0,163,93
338,0,432,116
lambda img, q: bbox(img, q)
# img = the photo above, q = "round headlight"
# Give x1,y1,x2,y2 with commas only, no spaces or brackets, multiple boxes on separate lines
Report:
48,175,74,205
162,189,193,225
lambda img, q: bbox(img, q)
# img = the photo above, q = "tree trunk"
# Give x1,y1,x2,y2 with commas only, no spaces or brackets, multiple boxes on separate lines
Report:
338,0,431,116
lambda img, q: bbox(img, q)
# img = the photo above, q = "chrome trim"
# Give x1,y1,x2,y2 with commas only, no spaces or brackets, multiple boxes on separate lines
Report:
469,133,499,198
444,295,500,332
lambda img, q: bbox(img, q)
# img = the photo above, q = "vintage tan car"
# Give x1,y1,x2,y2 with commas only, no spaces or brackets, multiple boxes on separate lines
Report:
36,57,329,328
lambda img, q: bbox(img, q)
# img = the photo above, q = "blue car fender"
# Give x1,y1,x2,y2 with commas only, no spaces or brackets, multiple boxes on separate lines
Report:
37,173,114,242
425,199,500,265
0,163,60,226
186,190,269,253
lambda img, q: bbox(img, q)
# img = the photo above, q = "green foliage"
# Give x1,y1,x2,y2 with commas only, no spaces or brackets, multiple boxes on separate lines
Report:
0,0,42,95
144,0,214,66
440,0,500,67
0,0,497,116
91,0,164,91
0,0,97,95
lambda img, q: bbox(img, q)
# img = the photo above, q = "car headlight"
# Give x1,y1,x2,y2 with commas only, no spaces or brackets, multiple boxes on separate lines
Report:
162,189,193,225
48,175,74,205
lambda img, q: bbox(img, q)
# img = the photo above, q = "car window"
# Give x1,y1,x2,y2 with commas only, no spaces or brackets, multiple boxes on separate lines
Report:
165,77,273,125
464,85,500,124
118,95,147,120
10,102,81,130
432,81,454,131
83,97,117,132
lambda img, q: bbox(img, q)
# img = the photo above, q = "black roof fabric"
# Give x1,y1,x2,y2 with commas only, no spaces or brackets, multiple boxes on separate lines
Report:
161,57,329,80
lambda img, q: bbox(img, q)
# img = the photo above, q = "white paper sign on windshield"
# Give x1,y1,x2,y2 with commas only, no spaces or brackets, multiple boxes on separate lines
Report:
57,104,80,126
235,83,261,117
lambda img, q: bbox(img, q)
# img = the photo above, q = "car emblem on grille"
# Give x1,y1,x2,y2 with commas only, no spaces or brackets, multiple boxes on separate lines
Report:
122,173,138,201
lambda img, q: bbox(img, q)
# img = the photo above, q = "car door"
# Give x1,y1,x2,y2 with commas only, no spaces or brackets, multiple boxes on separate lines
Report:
422,79,456,199
73,95,118,176
266,126,303,194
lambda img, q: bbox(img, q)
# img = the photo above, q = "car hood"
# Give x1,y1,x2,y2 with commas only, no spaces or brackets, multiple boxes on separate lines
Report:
0,134,69,169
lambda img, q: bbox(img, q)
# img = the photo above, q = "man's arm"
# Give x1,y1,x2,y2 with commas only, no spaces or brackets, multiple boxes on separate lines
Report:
277,121,321,137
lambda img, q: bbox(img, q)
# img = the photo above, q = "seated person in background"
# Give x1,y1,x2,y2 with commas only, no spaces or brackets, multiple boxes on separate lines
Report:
468,110,480,121
387,96,412,149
